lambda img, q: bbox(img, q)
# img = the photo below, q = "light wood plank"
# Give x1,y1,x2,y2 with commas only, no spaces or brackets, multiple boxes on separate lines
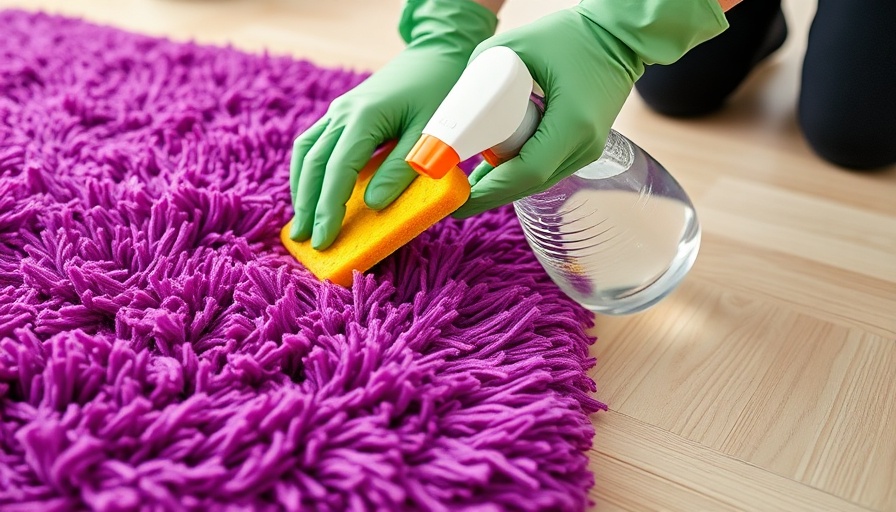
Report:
593,282,896,510
590,411,873,512
694,235,896,337
700,178,896,283
792,338,896,510
591,449,741,512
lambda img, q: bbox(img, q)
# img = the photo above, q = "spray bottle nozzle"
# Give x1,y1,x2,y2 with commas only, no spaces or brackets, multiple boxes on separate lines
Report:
405,46,540,179
406,134,459,179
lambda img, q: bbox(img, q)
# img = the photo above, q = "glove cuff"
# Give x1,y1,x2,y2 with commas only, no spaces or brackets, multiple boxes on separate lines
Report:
398,0,498,55
576,0,729,65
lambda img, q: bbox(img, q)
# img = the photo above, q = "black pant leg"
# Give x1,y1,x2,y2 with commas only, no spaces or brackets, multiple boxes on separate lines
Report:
798,0,896,170
634,0,787,117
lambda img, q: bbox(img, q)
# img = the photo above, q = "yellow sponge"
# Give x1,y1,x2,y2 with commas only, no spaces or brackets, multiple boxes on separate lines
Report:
281,152,471,287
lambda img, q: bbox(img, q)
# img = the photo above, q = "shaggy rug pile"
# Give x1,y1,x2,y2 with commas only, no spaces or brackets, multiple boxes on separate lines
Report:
0,10,604,511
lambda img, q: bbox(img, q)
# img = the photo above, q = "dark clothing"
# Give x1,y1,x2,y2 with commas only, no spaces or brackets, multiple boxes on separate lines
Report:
634,0,896,170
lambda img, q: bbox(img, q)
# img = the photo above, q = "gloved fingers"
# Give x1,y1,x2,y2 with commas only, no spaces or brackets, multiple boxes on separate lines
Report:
453,115,571,218
454,139,607,219
289,121,343,241
548,139,607,184
452,167,542,219
289,118,327,205
452,158,547,219
363,124,427,210
454,90,605,218
309,124,380,250
468,160,494,187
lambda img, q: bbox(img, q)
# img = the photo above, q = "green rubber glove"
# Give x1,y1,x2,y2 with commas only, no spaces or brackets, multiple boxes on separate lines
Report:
289,0,496,250
452,0,728,218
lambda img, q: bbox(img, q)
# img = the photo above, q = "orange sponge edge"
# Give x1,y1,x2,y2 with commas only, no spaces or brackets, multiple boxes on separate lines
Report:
281,157,471,287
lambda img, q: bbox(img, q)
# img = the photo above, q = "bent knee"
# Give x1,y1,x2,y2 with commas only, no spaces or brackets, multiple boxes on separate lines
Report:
799,108,896,170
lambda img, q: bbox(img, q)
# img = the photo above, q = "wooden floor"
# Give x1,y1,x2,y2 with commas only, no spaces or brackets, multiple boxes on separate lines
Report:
2,1,893,510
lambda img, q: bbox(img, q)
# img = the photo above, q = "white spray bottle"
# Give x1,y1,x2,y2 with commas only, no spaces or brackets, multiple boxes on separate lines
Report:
407,47,702,315
405,46,542,178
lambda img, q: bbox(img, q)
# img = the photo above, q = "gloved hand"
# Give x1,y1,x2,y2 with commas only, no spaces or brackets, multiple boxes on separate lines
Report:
453,0,728,218
289,0,496,250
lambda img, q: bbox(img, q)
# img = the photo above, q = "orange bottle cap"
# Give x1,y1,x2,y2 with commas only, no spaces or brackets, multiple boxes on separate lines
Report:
406,134,460,179
481,148,501,167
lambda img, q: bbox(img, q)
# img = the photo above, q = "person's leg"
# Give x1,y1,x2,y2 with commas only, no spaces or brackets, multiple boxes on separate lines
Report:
798,0,896,170
634,0,787,117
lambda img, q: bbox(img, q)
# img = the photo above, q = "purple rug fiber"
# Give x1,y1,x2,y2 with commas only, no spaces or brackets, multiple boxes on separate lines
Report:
0,10,605,512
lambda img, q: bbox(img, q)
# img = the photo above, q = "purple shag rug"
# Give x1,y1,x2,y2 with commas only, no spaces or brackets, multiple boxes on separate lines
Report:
0,10,605,512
